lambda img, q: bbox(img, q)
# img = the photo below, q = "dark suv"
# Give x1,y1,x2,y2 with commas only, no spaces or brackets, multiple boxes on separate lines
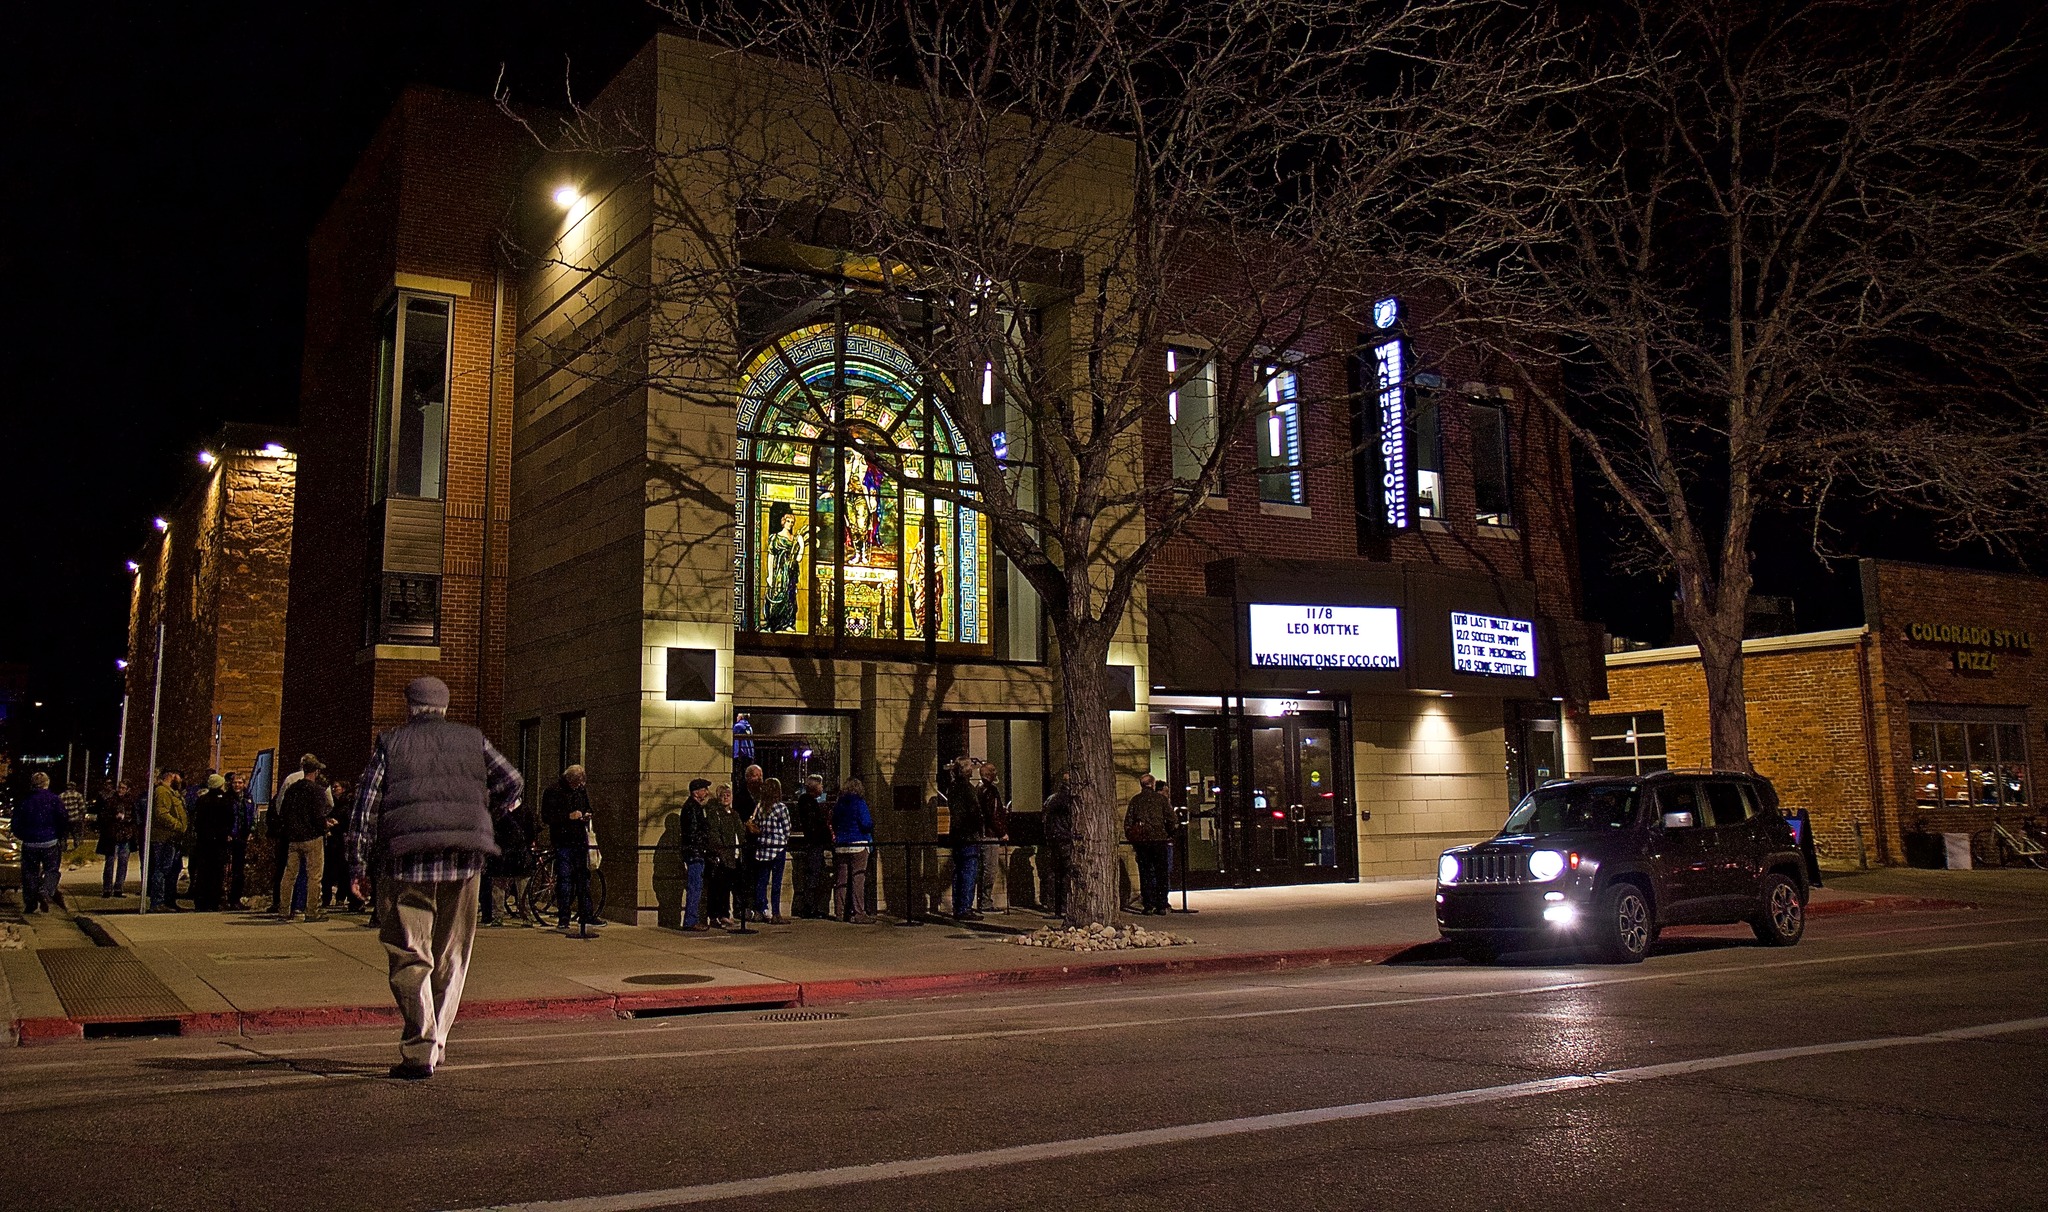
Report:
1435,770,1808,963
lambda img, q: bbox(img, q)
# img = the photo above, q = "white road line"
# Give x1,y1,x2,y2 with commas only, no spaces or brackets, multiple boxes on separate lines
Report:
221,918,2048,1059
444,1015,2048,1212
3,934,2040,1113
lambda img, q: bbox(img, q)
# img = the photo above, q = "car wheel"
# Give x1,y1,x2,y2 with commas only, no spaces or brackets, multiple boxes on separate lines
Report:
1592,883,1653,964
1750,873,1805,947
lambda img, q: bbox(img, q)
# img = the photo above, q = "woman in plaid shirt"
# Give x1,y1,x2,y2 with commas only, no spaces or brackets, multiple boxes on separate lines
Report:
747,777,792,924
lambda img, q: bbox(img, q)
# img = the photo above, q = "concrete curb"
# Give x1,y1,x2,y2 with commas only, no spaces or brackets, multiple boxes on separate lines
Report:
6,892,1972,1044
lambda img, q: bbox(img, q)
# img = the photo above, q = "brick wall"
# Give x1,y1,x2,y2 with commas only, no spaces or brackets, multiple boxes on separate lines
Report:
1597,635,1880,865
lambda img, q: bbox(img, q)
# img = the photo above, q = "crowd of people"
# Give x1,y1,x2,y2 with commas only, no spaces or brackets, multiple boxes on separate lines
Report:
14,740,1185,928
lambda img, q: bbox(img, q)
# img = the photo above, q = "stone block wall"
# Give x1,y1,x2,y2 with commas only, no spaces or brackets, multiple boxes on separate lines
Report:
1353,693,1513,878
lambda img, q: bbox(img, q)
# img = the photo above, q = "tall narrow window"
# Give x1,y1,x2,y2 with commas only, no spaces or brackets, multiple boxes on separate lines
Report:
1412,392,1443,520
1167,346,1218,486
559,712,586,774
373,294,453,502
1257,366,1304,506
517,718,541,796
1469,399,1514,527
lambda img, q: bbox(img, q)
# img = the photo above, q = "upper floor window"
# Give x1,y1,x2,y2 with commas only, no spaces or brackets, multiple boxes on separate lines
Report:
373,294,453,501
1167,346,1218,486
735,320,994,651
1257,365,1304,506
1470,399,1514,527
1412,392,1443,520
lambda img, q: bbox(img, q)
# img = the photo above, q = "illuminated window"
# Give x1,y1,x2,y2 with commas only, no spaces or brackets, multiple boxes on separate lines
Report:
1257,366,1304,506
1167,346,1218,485
1412,392,1443,519
735,322,992,650
1470,400,1514,527
372,294,452,501
1911,716,2027,809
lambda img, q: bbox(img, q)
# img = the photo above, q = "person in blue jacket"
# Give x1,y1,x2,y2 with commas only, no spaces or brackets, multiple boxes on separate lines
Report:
14,772,74,912
830,777,875,923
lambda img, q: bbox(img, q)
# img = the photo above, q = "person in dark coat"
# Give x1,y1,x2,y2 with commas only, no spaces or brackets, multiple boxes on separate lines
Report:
483,791,538,925
95,781,139,899
14,773,72,912
1123,774,1177,915
225,772,256,907
676,779,714,930
542,766,599,931
943,757,985,920
275,767,336,921
1039,773,1075,917
789,774,832,919
704,784,748,927
188,774,235,912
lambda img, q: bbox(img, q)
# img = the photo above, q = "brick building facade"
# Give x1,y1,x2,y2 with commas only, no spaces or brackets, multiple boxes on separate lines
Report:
1595,559,2048,867
267,35,1608,922
276,88,533,780
121,427,298,790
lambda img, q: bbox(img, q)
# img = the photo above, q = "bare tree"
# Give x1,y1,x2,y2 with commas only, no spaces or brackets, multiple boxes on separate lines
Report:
1375,0,2048,768
515,0,1516,923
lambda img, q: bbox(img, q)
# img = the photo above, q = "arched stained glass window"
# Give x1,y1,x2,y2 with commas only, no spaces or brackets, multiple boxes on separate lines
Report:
734,322,989,649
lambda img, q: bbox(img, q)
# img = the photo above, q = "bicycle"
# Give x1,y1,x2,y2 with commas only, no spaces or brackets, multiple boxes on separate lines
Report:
522,843,609,923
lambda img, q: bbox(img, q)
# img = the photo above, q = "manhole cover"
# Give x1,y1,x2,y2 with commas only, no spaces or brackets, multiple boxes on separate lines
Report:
756,1010,849,1023
621,973,716,986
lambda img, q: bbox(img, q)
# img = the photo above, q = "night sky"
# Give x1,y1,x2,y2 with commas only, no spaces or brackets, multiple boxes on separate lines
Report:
5,2,2032,762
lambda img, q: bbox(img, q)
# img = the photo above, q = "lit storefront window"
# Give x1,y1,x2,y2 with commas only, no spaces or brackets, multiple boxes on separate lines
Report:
1911,716,2028,809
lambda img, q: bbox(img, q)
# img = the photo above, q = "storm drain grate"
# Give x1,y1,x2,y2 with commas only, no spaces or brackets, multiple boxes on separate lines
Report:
39,948,189,1021
755,1010,850,1023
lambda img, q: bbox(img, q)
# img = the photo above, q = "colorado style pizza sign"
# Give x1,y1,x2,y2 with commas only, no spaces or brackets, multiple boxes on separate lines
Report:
1451,612,1536,678
1248,604,1401,669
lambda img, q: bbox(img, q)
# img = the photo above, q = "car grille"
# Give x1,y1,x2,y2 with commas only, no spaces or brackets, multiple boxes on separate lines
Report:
1461,851,1524,885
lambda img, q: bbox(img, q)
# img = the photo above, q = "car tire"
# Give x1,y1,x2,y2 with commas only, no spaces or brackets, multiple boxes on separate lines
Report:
1592,883,1653,964
1750,873,1805,947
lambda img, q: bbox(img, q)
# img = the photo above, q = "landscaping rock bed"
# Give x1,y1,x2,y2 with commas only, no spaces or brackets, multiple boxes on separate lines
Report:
1013,922,1195,951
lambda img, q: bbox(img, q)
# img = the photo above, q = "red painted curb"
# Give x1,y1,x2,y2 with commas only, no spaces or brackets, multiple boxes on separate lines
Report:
14,1017,84,1044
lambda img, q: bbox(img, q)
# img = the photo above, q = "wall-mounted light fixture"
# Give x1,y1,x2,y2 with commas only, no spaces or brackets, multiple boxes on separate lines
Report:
198,450,216,467
553,185,580,208
260,443,288,457
152,517,168,532
126,560,139,573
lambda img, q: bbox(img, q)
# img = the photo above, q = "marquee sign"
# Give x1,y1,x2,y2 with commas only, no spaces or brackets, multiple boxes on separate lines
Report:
1248,603,1402,670
1451,611,1536,678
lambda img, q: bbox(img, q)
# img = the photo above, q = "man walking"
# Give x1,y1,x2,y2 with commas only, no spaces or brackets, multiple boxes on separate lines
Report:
1123,773,1177,916
347,676,522,1080
275,763,334,922
149,770,188,911
542,765,599,932
15,773,71,912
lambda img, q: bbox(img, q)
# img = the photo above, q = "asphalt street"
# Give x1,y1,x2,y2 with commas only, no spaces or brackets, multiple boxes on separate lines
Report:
3,901,2043,1212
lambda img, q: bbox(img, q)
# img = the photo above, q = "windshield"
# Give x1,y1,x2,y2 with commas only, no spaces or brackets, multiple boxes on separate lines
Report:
1502,783,1640,835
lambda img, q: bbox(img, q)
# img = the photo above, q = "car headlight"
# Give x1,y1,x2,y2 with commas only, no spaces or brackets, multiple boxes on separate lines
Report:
1528,850,1566,882
1438,854,1461,885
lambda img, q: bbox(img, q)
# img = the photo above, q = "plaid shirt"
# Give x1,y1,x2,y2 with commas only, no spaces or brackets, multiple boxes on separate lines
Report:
750,800,791,859
347,723,524,884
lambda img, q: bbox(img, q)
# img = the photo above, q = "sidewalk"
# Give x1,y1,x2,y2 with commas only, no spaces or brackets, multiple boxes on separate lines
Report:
2,875,1980,1045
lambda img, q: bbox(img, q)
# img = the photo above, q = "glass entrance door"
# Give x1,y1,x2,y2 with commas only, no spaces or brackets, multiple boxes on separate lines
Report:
1245,715,1347,885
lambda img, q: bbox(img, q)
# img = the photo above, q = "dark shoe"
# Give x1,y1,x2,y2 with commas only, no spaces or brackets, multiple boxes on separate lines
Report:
387,1062,434,1081
304,911,329,923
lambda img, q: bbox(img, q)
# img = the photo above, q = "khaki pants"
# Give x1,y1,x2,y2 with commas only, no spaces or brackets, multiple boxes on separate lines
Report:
377,873,481,1070
278,839,324,917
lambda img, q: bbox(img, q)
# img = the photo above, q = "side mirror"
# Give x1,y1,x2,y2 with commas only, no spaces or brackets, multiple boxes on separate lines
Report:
1662,811,1696,829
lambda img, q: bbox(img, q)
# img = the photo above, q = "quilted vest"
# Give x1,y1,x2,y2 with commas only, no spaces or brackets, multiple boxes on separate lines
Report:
377,714,501,859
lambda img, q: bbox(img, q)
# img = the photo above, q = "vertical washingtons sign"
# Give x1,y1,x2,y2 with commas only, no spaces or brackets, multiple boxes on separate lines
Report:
1375,337,1406,529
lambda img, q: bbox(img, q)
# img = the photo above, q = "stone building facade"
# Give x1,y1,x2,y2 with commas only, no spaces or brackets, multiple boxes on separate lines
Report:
121,427,298,790
1595,559,2048,867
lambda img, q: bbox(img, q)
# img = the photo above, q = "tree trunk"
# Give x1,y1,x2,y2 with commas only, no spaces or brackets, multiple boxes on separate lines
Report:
1688,604,1752,773
1054,619,1121,927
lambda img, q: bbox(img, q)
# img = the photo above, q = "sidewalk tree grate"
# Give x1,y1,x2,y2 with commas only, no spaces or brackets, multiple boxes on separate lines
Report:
756,1010,849,1023
621,973,716,986
39,948,188,1021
